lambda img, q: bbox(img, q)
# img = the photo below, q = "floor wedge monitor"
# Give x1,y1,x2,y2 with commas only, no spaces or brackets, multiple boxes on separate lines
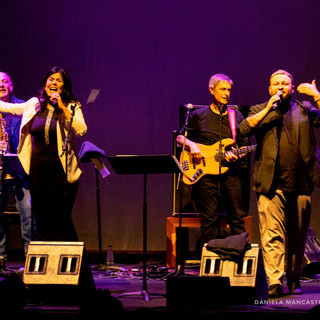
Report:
200,243,268,304
23,241,96,305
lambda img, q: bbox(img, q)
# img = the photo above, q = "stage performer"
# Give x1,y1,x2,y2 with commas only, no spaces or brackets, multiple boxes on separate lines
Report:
240,69,320,297
0,67,87,242
176,73,249,251
0,72,32,268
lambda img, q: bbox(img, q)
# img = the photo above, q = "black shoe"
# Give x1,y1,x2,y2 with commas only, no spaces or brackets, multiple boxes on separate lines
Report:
268,284,283,298
288,280,303,295
0,257,6,270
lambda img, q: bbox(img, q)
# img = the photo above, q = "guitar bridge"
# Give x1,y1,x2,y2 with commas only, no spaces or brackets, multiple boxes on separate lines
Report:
181,160,189,171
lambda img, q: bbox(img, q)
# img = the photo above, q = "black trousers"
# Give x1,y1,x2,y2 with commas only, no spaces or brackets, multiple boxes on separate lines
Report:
192,172,246,244
30,156,79,241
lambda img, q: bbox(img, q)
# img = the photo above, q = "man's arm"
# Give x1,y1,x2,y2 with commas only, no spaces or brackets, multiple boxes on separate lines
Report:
297,80,320,110
176,134,240,163
176,134,202,163
246,93,281,128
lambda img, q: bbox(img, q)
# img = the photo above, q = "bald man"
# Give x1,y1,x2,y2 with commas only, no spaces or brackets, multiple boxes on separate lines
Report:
0,72,32,269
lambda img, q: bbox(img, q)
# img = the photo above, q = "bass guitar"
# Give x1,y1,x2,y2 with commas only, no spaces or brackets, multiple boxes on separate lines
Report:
180,138,256,185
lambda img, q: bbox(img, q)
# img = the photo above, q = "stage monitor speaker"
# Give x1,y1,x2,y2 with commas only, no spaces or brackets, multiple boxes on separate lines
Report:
302,227,320,279
23,241,96,305
199,243,268,304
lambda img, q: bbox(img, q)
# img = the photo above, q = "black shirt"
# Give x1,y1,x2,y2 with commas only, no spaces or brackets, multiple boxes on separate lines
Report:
181,106,247,148
180,105,248,172
30,108,58,158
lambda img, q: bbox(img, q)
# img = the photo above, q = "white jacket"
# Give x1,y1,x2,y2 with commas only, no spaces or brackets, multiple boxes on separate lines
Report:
0,97,87,183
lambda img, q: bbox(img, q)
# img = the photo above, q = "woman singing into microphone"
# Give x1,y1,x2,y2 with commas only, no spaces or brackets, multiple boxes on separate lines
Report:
0,66,87,241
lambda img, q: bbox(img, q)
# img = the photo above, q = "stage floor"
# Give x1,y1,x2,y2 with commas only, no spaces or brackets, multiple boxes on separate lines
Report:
3,255,320,319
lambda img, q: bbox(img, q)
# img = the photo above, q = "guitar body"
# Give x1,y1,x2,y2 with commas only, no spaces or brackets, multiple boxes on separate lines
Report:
180,138,235,185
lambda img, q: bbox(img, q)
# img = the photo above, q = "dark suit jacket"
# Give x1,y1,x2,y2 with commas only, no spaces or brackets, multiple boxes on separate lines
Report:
240,100,320,195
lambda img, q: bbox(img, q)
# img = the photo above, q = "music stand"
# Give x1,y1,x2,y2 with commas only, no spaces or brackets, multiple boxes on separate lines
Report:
107,154,184,301
2,153,26,176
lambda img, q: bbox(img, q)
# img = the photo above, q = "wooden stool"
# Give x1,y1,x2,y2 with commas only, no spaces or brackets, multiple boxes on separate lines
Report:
166,215,252,268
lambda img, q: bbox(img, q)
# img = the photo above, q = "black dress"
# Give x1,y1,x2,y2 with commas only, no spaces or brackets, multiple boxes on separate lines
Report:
29,108,78,241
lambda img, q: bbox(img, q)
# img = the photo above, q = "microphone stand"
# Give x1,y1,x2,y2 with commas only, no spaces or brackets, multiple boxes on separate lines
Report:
62,104,76,197
174,104,192,276
217,104,225,238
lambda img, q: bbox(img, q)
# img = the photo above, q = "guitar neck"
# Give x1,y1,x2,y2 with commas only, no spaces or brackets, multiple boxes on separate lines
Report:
221,144,257,159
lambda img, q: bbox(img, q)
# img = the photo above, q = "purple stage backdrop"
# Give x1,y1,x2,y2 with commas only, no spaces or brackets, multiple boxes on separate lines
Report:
1,0,320,252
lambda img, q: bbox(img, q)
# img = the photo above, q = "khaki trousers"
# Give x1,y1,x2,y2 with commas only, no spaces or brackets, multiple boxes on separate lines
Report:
258,190,311,286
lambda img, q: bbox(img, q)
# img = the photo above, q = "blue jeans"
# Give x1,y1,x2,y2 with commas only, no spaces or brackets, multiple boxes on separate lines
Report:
0,175,32,258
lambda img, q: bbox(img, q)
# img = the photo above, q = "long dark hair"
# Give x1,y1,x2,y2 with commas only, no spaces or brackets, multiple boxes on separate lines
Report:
37,67,77,112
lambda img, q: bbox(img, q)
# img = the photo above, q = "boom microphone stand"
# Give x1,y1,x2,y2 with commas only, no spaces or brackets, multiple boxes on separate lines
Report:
62,104,76,188
217,104,226,238
174,103,193,276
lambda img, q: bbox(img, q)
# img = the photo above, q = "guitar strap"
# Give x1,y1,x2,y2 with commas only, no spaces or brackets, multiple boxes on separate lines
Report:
227,107,236,142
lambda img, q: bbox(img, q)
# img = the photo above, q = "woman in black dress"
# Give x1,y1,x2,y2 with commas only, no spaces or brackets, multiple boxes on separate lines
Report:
0,66,87,241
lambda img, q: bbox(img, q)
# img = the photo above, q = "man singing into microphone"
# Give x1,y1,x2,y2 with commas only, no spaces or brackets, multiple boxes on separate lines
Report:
240,69,320,297
176,73,249,254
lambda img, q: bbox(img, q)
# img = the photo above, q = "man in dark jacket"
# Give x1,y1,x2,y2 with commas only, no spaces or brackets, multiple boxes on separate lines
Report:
240,69,320,297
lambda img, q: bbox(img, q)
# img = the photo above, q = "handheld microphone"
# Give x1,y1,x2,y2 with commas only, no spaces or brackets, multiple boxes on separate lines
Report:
272,91,283,109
